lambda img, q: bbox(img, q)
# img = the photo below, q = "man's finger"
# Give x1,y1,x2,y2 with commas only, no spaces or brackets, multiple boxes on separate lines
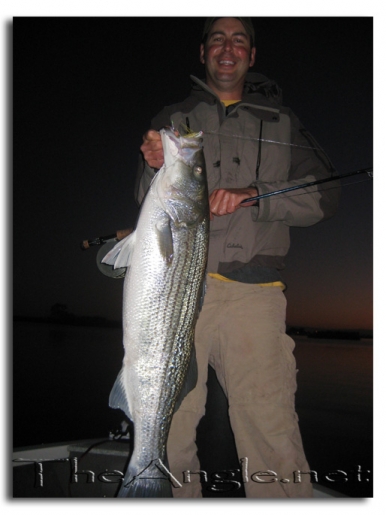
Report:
144,130,161,142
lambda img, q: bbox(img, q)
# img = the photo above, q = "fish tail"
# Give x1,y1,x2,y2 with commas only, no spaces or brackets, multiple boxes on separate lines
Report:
116,459,175,498
116,477,172,498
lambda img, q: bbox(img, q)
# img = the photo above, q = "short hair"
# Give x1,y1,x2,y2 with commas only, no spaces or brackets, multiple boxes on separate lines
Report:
201,17,255,47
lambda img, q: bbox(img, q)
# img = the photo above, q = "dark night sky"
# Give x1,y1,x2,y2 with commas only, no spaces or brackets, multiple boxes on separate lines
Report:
13,16,373,330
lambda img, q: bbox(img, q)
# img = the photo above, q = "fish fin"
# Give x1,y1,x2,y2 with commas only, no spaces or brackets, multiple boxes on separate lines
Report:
155,220,174,264
117,458,175,498
101,231,136,269
109,368,132,421
173,342,198,413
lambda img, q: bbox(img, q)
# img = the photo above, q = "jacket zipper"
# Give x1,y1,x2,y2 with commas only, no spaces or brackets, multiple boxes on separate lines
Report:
256,120,263,179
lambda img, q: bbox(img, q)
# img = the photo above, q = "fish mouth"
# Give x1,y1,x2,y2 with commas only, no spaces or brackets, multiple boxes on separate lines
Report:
162,127,203,167
163,127,203,149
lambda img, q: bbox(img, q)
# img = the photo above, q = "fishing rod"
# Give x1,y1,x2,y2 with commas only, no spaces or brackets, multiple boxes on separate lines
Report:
81,228,132,250
82,167,372,251
240,167,373,205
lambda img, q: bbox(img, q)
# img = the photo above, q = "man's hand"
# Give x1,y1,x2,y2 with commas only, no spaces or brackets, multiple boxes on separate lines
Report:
209,187,258,221
140,130,164,169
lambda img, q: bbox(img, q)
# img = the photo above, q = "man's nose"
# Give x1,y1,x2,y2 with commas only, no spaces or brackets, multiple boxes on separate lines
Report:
223,38,233,51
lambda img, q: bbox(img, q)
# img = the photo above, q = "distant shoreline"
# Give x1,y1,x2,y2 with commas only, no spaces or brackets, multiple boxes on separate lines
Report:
288,327,373,341
13,315,373,340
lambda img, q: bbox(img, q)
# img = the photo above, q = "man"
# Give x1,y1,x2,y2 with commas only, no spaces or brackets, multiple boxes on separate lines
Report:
136,17,339,498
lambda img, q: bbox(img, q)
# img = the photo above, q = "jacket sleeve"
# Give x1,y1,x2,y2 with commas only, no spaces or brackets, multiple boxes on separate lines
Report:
251,110,341,227
134,108,173,205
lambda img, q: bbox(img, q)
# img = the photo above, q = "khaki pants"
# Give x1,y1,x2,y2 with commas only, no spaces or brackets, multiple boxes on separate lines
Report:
167,276,313,498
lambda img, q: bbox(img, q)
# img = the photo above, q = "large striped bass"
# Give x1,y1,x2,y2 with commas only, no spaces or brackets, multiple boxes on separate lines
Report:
102,128,209,497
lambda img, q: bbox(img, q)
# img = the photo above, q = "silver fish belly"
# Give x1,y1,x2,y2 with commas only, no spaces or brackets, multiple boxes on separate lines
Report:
102,128,208,497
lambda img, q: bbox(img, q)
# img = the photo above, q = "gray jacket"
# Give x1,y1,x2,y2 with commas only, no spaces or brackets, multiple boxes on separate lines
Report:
135,74,340,283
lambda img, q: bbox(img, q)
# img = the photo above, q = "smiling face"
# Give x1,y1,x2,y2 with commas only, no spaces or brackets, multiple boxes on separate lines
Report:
200,17,256,100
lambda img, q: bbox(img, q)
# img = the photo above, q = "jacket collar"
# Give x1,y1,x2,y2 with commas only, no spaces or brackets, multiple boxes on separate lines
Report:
190,74,282,107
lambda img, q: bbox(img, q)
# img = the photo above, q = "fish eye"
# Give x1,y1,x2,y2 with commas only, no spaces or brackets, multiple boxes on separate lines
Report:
194,166,203,174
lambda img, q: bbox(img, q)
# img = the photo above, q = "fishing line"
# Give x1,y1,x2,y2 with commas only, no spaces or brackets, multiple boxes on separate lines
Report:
204,130,322,151
67,424,132,496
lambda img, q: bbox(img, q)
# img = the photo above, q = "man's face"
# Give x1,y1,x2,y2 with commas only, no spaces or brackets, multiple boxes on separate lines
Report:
200,18,256,96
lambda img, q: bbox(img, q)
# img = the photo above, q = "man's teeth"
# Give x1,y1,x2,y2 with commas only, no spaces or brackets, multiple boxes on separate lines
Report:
219,60,235,65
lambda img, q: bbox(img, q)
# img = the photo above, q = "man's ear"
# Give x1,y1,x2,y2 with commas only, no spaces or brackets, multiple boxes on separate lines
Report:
199,43,205,64
249,47,256,68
